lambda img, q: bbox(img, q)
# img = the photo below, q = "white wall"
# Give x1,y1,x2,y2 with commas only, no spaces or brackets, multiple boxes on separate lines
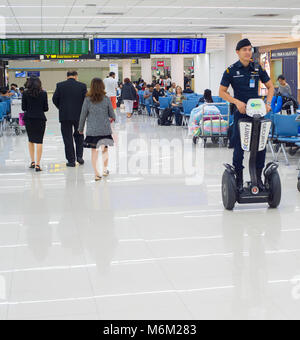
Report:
209,51,226,96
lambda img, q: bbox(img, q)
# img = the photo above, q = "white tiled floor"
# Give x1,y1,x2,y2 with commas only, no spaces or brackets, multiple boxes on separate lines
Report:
1,103,300,320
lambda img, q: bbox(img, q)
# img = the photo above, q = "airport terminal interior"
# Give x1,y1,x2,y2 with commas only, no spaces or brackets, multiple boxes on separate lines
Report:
1,0,300,321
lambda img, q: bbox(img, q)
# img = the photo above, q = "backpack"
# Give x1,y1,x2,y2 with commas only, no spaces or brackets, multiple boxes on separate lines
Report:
158,108,173,126
281,95,299,115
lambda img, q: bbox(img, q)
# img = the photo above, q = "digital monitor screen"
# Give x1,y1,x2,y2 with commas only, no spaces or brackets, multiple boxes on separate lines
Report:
30,40,60,55
27,71,41,77
151,39,179,54
15,71,27,78
0,40,30,55
94,39,123,54
123,39,151,54
60,40,89,54
179,39,207,54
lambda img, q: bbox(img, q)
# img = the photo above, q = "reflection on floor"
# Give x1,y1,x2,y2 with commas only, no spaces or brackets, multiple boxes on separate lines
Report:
1,104,300,320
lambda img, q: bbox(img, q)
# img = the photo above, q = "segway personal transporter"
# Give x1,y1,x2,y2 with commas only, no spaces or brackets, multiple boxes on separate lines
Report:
222,98,281,210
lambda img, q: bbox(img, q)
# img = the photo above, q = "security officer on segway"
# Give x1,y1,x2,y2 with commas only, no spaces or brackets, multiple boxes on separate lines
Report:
219,39,274,191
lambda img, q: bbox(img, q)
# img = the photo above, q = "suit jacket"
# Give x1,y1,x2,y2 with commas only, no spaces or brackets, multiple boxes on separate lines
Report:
52,78,87,122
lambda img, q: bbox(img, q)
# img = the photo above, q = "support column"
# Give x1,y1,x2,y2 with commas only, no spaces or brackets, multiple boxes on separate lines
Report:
194,54,210,95
225,34,243,67
140,59,152,84
122,59,131,81
171,55,184,88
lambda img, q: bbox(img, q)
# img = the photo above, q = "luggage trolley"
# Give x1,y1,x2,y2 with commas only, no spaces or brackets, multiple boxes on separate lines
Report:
192,102,231,147
9,98,25,136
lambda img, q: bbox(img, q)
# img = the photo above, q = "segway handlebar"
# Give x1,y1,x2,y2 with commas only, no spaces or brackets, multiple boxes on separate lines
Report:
246,99,267,118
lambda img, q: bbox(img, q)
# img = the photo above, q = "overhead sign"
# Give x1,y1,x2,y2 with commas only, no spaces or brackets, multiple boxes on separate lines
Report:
157,61,165,67
44,54,93,60
27,71,40,77
271,49,297,59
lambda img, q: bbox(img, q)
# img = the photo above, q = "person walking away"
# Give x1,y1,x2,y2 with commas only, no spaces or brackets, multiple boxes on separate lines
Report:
103,72,118,112
22,77,49,172
52,71,87,167
78,78,116,181
121,78,137,118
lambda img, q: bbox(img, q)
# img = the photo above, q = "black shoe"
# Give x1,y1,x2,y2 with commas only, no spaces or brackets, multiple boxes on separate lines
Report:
66,162,76,167
236,170,244,192
256,168,265,191
35,165,42,172
77,158,84,165
29,162,35,169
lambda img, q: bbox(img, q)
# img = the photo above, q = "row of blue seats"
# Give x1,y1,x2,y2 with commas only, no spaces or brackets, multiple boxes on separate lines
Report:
0,99,12,135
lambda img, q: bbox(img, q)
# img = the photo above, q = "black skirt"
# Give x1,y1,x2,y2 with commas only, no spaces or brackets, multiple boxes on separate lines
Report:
83,135,114,149
25,118,46,144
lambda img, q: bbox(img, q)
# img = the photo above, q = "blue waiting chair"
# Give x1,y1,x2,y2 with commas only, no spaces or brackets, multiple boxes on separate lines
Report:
158,97,171,113
273,114,300,165
182,100,199,126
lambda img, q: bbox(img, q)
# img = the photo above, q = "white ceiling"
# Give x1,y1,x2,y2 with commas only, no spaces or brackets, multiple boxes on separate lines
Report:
1,0,300,51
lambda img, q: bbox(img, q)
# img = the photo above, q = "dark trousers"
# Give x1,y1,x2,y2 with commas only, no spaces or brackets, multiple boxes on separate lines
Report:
154,102,160,116
173,106,183,126
60,120,83,163
233,111,266,172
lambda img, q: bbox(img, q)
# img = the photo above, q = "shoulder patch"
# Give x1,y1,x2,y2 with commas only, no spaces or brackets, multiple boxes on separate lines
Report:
226,68,230,74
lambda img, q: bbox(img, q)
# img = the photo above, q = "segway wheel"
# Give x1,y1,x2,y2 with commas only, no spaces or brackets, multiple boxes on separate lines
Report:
193,136,199,145
268,171,281,209
297,180,300,193
222,170,237,211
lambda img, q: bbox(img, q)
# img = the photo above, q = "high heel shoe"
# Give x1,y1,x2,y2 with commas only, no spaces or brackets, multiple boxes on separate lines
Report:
29,162,35,169
95,175,102,182
103,170,110,177
35,165,42,172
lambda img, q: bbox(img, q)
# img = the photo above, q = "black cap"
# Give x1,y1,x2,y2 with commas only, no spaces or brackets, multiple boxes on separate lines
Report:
236,39,252,51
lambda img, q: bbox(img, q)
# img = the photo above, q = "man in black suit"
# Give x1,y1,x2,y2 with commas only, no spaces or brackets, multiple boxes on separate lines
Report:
53,71,87,167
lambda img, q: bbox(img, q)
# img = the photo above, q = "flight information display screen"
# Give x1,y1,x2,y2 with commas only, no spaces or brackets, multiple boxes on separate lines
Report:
123,39,151,54
94,39,123,54
179,39,207,54
151,39,179,54
0,40,30,55
30,40,60,54
60,40,89,54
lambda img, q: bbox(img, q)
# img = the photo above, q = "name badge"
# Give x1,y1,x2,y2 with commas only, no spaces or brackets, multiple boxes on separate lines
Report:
249,78,255,88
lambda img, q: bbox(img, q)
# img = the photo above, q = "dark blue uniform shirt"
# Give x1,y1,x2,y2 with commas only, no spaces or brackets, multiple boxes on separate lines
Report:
220,60,270,104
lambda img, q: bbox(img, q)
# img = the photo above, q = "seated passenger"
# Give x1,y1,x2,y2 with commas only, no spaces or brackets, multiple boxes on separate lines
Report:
198,89,214,105
183,85,194,94
171,86,186,126
168,83,177,95
144,85,154,116
152,84,166,116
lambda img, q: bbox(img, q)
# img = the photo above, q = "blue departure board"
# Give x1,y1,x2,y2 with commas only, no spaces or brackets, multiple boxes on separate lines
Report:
151,39,179,54
123,39,151,54
94,39,123,54
179,39,207,54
